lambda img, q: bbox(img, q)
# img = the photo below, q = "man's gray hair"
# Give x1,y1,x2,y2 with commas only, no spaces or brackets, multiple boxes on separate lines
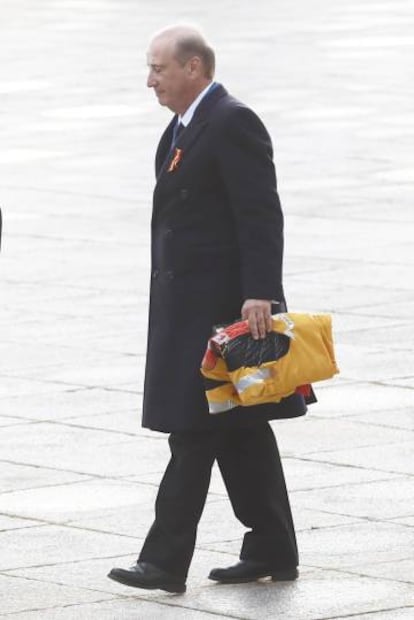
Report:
174,33,215,79
153,25,215,79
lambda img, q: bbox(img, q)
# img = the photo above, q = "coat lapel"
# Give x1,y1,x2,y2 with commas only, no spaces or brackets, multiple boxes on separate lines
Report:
155,115,177,178
154,84,228,186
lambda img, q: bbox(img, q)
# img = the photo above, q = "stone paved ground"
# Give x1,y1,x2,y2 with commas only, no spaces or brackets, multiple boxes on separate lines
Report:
1,0,413,618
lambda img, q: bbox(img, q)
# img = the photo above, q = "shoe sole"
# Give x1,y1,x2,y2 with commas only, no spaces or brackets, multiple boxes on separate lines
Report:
209,568,298,584
107,571,186,593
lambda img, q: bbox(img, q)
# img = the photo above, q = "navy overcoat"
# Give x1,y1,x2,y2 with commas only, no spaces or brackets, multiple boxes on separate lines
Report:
142,84,307,433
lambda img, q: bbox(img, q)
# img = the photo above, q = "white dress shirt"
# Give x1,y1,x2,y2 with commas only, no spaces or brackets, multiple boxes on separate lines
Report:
179,82,216,127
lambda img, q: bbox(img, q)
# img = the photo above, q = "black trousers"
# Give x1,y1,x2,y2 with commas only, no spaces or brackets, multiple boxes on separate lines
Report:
138,422,298,579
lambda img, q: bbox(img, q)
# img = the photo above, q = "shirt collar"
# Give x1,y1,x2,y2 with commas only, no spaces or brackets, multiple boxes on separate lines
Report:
179,82,216,127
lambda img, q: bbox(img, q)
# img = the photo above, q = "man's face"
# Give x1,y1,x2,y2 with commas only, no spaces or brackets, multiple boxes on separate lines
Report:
147,38,192,114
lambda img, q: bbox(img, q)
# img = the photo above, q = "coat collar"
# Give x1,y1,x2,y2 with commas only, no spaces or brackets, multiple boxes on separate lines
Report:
155,84,228,181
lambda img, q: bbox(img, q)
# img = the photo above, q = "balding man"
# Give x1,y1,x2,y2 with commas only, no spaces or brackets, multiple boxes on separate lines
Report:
108,25,308,594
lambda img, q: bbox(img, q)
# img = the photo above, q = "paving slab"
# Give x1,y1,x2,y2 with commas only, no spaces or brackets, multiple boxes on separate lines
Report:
99,573,414,620
0,423,169,477
2,599,221,620
0,574,114,616
309,441,414,476
0,388,141,422
350,608,414,620
0,416,29,428
0,479,155,525
0,515,41,532
7,549,247,596
298,521,414,570
308,382,414,419
270,416,413,457
392,516,414,528
0,377,82,399
62,409,148,435
0,461,90,494
0,343,132,377
346,557,414,586
331,408,414,433
282,458,400,492
293,476,414,521
133,456,398,496
0,524,136,572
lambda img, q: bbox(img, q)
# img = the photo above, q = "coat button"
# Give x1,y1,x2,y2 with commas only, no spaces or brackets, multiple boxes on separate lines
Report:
152,269,159,279
166,270,174,280
164,228,173,237
180,189,189,200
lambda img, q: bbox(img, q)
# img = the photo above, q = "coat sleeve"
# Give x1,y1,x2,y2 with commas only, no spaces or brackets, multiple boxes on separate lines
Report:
215,105,284,301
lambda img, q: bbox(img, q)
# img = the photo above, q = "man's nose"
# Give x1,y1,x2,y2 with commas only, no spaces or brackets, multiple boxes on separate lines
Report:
147,72,157,88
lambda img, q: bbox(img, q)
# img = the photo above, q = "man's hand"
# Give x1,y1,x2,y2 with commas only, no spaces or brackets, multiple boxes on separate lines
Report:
241,299,273,340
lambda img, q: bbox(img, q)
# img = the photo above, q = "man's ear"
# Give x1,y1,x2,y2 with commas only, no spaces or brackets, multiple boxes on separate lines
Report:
187,56,202,78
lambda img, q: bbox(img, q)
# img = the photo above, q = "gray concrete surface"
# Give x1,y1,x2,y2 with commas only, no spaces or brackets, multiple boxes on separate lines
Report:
1,0,413,618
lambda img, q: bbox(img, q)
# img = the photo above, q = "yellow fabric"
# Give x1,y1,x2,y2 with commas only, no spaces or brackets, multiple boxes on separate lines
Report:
201,312,339,413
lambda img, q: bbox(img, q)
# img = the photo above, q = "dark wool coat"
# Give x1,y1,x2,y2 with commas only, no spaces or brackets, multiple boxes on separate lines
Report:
142,84,307,433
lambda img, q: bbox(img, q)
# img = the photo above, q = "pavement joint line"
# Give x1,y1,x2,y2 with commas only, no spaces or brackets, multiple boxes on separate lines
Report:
316,513,414,529
335,417,414,433
293,503,414,526
1,183,143,204
62,407,144,420
329,566,414,587
0,374,142,394
0,584,250,620
317,379,413,391
0,374,87,389
289,474,406,494
313,603,414,620
384,519,414,530
0,571,138,604
380,381,414,390
0,597,122,619
312,408,413,423
8,231,140,247
0,417,145,439
1,279,138,293
2,456,407,501
14,502,369,547
8,411,414,445
0,552,138,573
296,438,414,456
0,545,266,574
0,510,142,541
0,458,136,482
0,407,141,425
0,464,164,491
0,524,49,534
295,520,364,532
0,476,97,497
1,453,410,496
289,210,413,225
0,571,257,619
335,320,413,333
289,252,414,269
297,454,414,477
31,418,145,438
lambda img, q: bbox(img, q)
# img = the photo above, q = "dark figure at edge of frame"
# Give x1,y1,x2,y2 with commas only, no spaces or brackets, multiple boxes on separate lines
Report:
109,25,312,594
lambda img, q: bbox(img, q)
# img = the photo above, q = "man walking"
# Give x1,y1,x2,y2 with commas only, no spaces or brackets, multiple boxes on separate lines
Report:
108,25,307,594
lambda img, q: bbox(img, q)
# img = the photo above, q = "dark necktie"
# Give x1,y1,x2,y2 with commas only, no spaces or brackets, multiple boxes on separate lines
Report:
171,121,185,149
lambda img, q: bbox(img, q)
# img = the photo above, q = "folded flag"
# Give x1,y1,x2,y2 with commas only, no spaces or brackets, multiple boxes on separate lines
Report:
201,312,339,414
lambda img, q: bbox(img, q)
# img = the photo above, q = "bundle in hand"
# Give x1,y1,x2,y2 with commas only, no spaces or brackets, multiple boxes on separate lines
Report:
201,313,339,414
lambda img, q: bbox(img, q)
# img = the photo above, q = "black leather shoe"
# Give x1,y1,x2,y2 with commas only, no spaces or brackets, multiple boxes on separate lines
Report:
208,560,298,584
108,561,186,593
